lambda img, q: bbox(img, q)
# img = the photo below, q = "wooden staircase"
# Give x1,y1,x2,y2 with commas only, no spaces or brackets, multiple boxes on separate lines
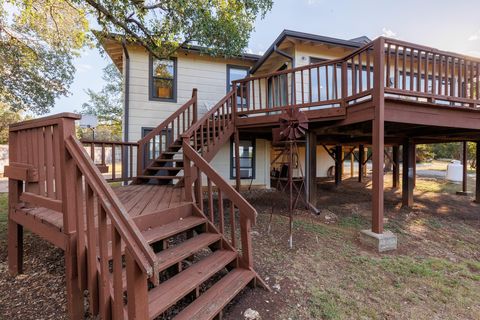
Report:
108,203,257,319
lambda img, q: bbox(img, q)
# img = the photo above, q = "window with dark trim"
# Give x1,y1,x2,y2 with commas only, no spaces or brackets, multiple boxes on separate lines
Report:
230,139,255,179
227,65,249,108
149,56,177,102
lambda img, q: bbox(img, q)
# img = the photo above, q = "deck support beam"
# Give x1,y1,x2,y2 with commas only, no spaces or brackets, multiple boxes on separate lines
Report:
358,144,364,182
392,145,400,189
402,140,415,207
306,132,317,206
456,141,471,196
334,145,342,186
371,37,385,235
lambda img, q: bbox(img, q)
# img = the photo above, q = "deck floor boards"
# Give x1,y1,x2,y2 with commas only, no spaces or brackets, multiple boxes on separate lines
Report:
18,184,189,235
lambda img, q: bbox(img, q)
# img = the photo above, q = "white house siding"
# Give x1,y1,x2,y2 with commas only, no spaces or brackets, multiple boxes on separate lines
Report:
208,139,271,188
125,46,254,142
275,145,333,179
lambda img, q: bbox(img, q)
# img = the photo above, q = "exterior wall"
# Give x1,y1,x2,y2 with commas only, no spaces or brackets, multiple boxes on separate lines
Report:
275,145,334,178
208,139,271,188
125,46,254,142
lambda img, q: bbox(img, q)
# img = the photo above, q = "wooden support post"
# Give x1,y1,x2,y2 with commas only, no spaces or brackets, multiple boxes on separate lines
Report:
392,145,400,189
476,142,480,203
125,249,149,319
350,149,355,178
234,129,241,192
372,37,385,234
402,140,414,207
358,144,364,182
306,132,317,205
462,141,468,193
8,128,24,275
335,145,342,186
59,117,83,319
341,147,345,178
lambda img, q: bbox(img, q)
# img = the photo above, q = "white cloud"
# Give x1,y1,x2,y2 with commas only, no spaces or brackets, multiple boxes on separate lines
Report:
468,31,480,41
245,48,254,54
306,0,322,5
381,27,397,38
76,63,93,73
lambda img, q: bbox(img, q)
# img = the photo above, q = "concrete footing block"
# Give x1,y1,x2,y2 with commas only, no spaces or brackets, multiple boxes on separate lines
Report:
360,229,397,252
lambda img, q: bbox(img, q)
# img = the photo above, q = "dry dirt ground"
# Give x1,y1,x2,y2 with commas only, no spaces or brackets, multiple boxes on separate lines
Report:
1,173,479,320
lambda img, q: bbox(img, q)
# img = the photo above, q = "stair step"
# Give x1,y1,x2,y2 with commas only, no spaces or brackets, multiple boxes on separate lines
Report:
162,151,183,155
147,166,183,171
147,250,238,319
155,158,184,162
142,216,206,245
138,175,183,180
156,233,222,271
174,269,255,320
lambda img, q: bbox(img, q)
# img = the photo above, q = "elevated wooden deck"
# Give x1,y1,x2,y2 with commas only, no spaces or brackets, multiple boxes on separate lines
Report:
14,185,188,235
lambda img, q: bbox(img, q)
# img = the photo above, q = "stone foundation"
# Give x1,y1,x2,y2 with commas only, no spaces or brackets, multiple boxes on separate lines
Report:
360,229,397,252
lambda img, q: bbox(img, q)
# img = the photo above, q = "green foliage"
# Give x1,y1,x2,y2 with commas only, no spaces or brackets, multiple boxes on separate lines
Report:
0,0,90,114
416,144,434,162
78,63,123,141
84,0,273,59
0,103,23,144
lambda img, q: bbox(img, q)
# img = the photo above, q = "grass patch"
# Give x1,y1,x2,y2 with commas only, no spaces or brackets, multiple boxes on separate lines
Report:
338,215,368,229
293,219,332,235
0,193,7,234
308,289,343,320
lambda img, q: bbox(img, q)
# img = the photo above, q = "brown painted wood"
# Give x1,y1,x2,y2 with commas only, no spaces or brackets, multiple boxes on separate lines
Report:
392,145,400,189
476,142,480,203
402,140,415,207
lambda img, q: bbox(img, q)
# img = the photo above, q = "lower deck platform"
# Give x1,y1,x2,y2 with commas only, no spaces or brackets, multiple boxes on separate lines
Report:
12,185,188,242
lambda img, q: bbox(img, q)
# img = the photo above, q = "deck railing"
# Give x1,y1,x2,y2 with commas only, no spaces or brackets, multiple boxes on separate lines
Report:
81,139,139,182
181,90,255,269
66,136,157,319
182,90,236,160
137,89,198,175
6,113,157,318
233,37,480,115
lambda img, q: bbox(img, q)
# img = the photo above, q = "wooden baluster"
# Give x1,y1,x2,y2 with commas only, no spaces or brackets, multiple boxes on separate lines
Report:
74,167,87,293
410,48,415,91
218,190,224,234
121,144,125,180
326,63,330,99
333,63,338,99
125,248,148,319
252,79,256,110
90,142,95,161
417,50,422,92
402,47,407,90
458,59,463,98
240,82,244,111
240,214,253,269
317,67,321,101
341,61,347,104
438,55,443,95
85,185,99,315
129,145,133,179
470,61,474,100
111,226,124,320
52,125,62,200
259,78,263,110
351,58,356,95
112,144,116,180
451,57,455,97
195,167,203,211
308,68,312,103
183,150,193,202
97,204,111,319
301,69,305,105
476,62,479,100
432,54,437,97
230,202,236,248
386,44,390,87
292,70,297,105
357,53,362,93
424,51,429,93
37,128,46,196
208,178,214,222
367,49,371,90
394,45,399,89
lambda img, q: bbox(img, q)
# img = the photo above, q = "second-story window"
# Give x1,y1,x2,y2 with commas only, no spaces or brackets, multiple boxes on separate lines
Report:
150,56,177,101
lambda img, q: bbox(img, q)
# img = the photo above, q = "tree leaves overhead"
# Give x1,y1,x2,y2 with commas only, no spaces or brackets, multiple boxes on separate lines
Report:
84,0,273,59
0,0,89,114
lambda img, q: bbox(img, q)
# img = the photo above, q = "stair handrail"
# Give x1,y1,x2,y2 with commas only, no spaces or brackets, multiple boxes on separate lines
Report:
137,88,198,175
65,135,157,318
181,90,235,159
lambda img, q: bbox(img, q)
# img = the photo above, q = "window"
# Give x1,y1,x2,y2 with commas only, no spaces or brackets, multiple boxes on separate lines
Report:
227,65,249,92
150,56,177,101
227,65,249,107
231,139,255,179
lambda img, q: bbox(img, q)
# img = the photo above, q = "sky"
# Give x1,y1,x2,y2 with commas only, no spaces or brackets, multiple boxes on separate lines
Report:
50,0,480,115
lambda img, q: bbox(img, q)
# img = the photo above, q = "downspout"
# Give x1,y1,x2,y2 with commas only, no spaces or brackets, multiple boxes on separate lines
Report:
273,45,295,105
121,40,130,143
121,40,130,184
